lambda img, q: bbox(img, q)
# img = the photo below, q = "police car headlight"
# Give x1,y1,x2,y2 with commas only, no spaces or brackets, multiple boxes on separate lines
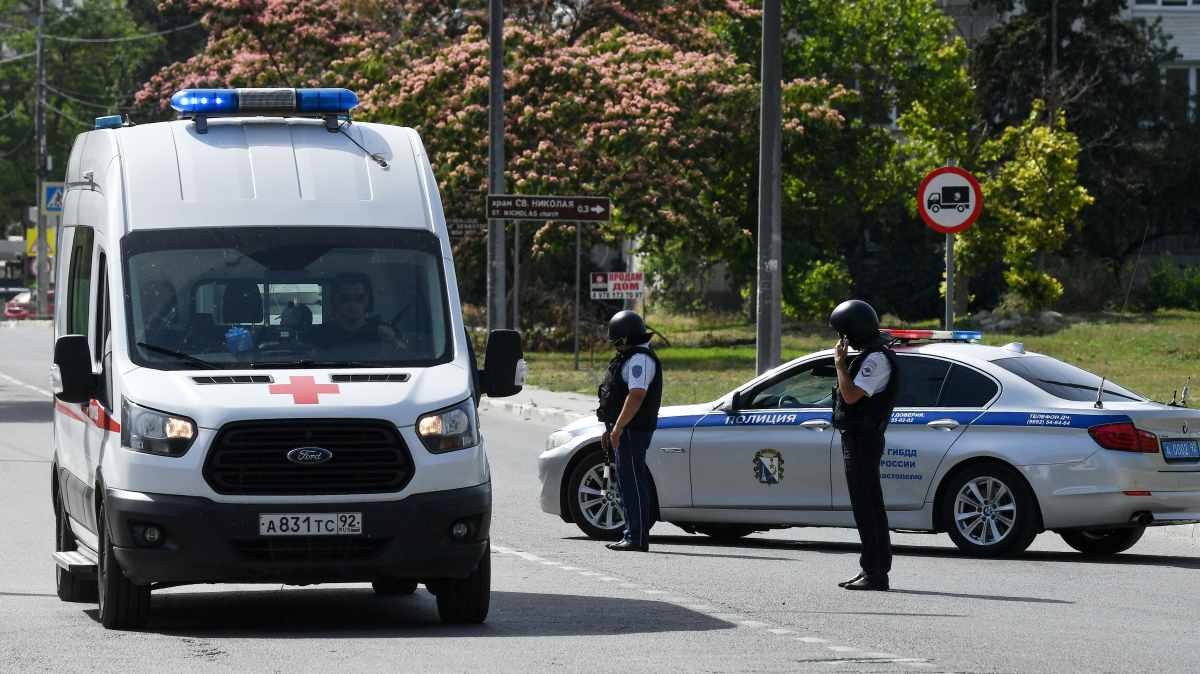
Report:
546,430,574,451
121,397,196,457
417,399,480,453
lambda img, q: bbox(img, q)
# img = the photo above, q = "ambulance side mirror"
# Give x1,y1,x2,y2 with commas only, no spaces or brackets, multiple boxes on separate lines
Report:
481,329,526,398
53,335,97,404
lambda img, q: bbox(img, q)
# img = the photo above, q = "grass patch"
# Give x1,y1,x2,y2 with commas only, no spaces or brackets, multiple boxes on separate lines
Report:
526,310,1200,406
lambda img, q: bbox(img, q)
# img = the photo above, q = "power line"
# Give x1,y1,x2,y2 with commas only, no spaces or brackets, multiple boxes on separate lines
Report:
44,100,91,129
0,89,33,122
0,50,36,65
45,20,203,43
46,83,136,112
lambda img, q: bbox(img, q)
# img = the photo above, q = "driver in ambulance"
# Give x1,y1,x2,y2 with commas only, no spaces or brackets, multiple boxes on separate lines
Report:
311,273,406,350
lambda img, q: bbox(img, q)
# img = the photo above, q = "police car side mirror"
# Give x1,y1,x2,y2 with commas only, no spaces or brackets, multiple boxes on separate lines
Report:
52,335,97,404
481,329,526,398
727,390,742,415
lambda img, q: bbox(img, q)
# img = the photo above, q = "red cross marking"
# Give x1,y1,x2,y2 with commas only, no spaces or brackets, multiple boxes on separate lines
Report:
268,376,340,404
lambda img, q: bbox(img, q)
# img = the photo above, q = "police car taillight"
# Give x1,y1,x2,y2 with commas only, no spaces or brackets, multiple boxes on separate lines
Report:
1088,422,1159,453
882,329,981,342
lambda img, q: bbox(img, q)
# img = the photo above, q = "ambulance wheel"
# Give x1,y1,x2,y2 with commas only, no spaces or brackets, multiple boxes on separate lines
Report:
372,578,418,595
1059,527,1145,556
97,503,151,629
693,524,759,540
430,542,490,624
942,462,1039,557
567,449,626,541
55,486,97,603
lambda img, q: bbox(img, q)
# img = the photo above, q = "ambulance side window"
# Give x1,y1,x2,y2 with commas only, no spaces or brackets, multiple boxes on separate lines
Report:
93,253,107,362
66,227,94,337
94,252,113,410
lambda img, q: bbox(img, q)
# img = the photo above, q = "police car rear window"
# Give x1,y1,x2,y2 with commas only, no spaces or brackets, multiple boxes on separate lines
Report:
992,356,1143,402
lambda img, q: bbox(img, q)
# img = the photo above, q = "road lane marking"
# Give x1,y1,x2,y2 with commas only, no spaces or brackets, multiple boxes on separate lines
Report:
492,542,933,668
0,371,52,398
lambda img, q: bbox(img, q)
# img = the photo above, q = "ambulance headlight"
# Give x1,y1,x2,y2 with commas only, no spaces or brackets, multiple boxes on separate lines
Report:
416,399,479,454
546,431,574,451
121,397,197,457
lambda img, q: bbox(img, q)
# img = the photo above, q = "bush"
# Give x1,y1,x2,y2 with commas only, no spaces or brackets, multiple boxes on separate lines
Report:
1047,256,1119,312
1129,254,1200,312
783,260,853,321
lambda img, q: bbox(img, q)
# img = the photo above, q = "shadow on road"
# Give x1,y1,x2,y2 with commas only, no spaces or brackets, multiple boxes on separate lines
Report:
98,588,734,637
632,534,1200,571
888,589,1072,604
0,400,53,424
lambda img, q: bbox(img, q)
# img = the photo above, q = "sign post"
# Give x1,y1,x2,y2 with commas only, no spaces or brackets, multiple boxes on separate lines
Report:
486,195,612,370
917,163,982,331
37,181,63,320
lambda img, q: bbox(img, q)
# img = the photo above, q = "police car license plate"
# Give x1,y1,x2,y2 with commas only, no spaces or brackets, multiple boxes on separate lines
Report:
1162,441,1200,460
259,513,362,536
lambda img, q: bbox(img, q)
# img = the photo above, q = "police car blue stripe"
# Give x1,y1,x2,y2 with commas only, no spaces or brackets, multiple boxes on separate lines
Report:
972,411,1131,429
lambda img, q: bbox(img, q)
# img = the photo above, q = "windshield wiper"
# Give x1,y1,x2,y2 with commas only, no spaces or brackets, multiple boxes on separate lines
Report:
250,360,364,369
136,342,220,370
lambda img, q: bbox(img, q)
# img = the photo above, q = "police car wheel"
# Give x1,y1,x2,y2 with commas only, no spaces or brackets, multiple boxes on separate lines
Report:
942,463,1038,557
432,541,491,623
1059,526,1145,556
372,578,419,595
567,449,627,541
55,485,98,603
692,524,759,540
96,502,152,629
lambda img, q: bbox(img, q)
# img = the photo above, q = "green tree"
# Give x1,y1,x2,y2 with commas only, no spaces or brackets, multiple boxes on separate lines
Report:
978,101,1093,309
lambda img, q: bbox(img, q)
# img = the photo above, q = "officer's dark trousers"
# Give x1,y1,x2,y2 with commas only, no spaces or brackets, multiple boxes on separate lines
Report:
842,430,892,578
615,428,653,548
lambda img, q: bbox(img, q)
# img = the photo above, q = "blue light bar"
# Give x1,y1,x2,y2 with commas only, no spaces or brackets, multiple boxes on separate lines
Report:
170,89,238,115
169,88,358,116
94,115,122,130
953,331,983,341
296,88,360,114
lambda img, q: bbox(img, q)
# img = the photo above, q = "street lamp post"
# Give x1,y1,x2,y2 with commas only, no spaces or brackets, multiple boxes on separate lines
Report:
756,0,783,376
486,0,507,333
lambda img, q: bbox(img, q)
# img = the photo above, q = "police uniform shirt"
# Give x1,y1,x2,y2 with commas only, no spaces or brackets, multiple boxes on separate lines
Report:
853,352,893,397
621,352,657,391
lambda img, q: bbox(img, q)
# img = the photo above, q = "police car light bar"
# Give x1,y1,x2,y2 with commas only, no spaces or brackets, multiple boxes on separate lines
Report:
169,88,360,134
882,329,982,343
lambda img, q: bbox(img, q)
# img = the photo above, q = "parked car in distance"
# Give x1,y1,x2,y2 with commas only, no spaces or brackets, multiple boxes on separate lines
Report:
4,289,54,320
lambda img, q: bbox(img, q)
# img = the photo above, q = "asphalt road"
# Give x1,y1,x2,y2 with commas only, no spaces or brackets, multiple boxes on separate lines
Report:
3,322,1200,673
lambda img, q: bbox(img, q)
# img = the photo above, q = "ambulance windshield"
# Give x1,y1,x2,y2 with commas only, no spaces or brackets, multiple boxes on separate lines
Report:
122,227,453,370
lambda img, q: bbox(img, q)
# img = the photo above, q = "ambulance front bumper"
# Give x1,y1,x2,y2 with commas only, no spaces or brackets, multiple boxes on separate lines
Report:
104,483,491,586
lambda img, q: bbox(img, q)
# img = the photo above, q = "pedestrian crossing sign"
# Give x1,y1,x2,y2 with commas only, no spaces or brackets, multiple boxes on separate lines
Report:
41,182,65,216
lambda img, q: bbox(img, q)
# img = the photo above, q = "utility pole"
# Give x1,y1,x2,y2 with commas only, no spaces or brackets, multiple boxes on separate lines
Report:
486,0,507,333
755,0,782,375
34,0,49,320
512,221,519,330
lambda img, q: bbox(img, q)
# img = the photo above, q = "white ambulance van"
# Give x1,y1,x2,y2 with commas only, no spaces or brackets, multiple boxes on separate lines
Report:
49,88,525,629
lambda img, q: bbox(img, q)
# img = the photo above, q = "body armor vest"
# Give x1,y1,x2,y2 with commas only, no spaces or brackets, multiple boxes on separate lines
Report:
597,346,663,431
832,345,901,434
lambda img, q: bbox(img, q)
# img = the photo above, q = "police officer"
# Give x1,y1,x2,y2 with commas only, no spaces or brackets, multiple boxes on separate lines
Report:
830,300,901,591
597,311,663,552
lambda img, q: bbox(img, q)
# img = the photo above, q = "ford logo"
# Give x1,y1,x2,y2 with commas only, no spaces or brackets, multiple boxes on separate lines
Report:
287,447,333,465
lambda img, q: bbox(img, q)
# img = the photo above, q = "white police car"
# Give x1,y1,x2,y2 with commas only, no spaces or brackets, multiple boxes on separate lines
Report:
539,331,1200,557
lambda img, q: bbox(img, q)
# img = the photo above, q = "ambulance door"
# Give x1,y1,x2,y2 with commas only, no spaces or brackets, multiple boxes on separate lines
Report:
82,243,119,498
831,354,980,511
690,358,836,510
56,227,96,530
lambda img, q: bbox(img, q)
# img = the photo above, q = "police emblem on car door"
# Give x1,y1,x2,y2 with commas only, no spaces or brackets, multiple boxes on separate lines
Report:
690,357,837,508
754,449,784,485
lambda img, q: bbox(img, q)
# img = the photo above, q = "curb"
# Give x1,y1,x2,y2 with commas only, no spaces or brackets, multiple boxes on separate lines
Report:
1152,523,1200,542
478,398,589,427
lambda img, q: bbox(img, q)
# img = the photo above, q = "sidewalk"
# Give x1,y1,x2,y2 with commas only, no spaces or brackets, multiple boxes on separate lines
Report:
478,385,596,427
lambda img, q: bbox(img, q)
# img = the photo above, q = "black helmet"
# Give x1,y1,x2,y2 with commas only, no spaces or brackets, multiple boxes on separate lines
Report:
829,300,885,349
609,310,650,346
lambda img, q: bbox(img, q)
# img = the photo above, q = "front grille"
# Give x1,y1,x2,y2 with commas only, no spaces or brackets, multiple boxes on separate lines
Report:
233,537,389,562
205,419,413,495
